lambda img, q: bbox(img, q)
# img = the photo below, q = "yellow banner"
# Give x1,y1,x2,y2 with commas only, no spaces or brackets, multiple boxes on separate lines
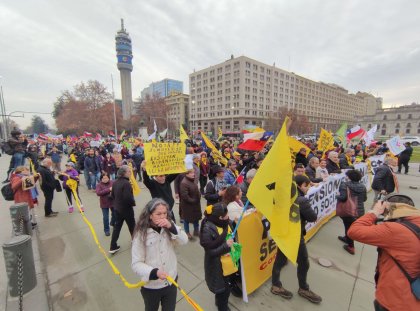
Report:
316,128,335,154
201,132,227,166
180,125,189,142
144,142,187,175
237,212,277,294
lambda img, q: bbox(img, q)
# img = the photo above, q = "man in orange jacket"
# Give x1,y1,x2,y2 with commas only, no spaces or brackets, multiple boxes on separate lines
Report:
348,195,420,311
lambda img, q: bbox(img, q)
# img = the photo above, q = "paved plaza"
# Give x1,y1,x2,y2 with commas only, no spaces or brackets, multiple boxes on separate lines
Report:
1,156,419,311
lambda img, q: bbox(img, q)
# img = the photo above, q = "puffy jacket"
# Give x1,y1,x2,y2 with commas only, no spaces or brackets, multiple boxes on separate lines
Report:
59,168,79,189
305,165,323,183
339,154,354,169
348,214,420,311
84,156,100,173
96,180,113,209
295,153,308,167
11,174,39,208
111,177,135,213
37,165,56,192
200,221,233,294
131,224,188,289
204,178,227,206
223,169,236,186
336,180,367,217
326,159,341,174
372,164,395,193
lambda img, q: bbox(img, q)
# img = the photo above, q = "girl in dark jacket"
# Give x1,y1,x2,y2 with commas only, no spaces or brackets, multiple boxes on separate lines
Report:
336,169,367,254
96,173,115,236
200,203,234,311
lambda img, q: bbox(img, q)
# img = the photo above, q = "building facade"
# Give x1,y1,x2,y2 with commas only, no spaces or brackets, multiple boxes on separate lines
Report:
189,55,380,134
164,93,189,134
115,19,134,120
141,79,183,99
356,103,420,138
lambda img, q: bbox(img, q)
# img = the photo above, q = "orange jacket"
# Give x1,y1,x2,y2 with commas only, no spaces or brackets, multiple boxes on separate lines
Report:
348,213,420,311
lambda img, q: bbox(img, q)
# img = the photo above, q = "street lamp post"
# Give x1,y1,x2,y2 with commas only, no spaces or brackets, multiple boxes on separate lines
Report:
0,76,8,140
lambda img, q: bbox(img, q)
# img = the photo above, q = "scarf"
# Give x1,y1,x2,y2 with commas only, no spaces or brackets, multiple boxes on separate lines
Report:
200,214,229,250
384,203,420,220
214,178,227,192
201,158,207,166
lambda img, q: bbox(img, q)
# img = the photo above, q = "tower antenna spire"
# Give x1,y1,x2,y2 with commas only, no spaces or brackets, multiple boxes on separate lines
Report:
121,18,125,31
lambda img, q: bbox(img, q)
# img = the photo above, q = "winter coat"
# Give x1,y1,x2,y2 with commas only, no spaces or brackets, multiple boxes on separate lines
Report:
326,159,341,174
102,157,116,175
84,156,100,173
239,180,254,209
112,153,123,168
305,165,323,183
193,163,200,185
142,170,178,209
111,177,135,213
11,174,38,208
96,180,114,209
371,164,395,193
200,221,233,294
295,153,308,167
223,169,237,186
399,146,413,161
179,176,202,223
131,224,188,290
338,154,354,169
48,151,61,163
297,188,317,236
204,178,227,206
59,168,79,190
37,165,56,192
336,180,367,217
199,161,210,176
227,201,243,221
8,137,27,153
348,214,420,311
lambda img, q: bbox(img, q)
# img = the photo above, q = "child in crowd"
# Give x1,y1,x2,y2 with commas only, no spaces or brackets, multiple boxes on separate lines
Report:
95,173,115,236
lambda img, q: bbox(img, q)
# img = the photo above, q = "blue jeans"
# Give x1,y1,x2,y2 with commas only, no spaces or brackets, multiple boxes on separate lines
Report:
109,173,116,180
84,170,89,188
86,172,97,190
101,208,115,233
12,152,25,169
183,221,199,234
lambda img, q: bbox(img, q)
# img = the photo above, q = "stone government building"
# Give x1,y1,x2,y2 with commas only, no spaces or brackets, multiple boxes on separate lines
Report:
356,103,420,138
188,55,382,134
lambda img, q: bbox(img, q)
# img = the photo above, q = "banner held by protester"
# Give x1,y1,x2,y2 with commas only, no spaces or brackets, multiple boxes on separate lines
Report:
144,142,187,175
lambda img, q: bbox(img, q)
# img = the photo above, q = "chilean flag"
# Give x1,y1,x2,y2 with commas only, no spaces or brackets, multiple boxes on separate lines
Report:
346,126,365,141
234,167,247,185
237,131,273,151
83,131,93,137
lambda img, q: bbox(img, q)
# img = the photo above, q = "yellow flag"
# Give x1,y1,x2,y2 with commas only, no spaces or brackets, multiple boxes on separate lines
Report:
180,125,189,142
128,163,141,196
317,128,335,155
119,130,126,141
247,118,301,264
201,132,227,166
288,136,310,156
217,127,223,140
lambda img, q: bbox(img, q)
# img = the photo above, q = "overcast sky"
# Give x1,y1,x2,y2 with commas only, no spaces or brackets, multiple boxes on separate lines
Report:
1,0,419,129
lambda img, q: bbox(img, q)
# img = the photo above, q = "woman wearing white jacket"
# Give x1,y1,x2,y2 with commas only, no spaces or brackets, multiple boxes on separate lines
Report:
131,198,188,311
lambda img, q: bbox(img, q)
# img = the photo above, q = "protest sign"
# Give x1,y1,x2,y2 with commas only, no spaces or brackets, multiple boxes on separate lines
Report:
237,212,276,298
144,142,187,175
317,128,335,154
386,136,406,155
366,154,386,174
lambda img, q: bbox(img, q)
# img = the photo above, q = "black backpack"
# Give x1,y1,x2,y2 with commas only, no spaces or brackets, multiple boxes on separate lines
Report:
2,142,14,155
1,182,15,201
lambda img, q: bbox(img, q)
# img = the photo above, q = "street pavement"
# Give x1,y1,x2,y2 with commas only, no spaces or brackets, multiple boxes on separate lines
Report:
1,155,419,311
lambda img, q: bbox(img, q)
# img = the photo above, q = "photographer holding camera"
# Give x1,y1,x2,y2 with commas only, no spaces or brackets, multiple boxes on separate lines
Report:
348,195,420,311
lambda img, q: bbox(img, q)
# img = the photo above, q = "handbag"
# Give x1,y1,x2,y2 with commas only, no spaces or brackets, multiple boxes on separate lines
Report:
54,179,62,192
336,186,358,217
216,226,238,276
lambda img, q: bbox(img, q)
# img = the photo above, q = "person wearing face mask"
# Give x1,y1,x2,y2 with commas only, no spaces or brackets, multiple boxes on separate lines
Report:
200,203,235,311
141,160,179,221
131,198,188,311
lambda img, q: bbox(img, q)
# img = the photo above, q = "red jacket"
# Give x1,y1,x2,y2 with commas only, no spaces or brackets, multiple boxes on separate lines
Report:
95,180,114,209
11,174,38,208
348,213,420,311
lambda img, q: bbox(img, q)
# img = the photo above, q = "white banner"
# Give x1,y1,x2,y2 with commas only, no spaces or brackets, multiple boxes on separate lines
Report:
367,154,386,174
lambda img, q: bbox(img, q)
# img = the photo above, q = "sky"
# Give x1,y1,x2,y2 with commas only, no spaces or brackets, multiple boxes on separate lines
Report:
1,0,419,129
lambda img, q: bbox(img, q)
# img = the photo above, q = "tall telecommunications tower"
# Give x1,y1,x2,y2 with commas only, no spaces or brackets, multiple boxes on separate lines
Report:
115,19,133,120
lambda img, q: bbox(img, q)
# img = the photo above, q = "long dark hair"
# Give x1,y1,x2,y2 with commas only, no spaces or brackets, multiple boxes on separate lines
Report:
223,185,240,205
133,198,171,242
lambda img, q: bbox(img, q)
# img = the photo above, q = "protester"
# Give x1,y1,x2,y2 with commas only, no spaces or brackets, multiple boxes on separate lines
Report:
84,148,100,191
102,152,116,180
239,168,256,208
336,170,367,254
224,159,238,186
204,166,227,206
315,159,329,180
192,154,201,185
338,148,355,169
199,153,210,194
348,197,420,311
271,175,322,304
295,148,308,167
293,163,306,176
131,198,188,311
179,169,202,239
4,130,28,182
397,142,413,174
141,160,178,221
11,166,39,226
200,203,235,311
59,162,83,213
109,165,136,254
371,157,397,203
96,173,115,236
223,185,244,222
37,158,59,217
305,157,323,183
47,146,62,172
326,151,341,174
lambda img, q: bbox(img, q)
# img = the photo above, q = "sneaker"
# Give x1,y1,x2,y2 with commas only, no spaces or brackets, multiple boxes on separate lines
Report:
271,286,293,299
187,233,193,240
298,288,322,304
193,229,199,237
343,244,355,255
68,206,74,213
105,231,110,236
230,282,243,298
45,213,58,218
338,236,347,243
51,211,59,215
80,205,85,212
109,246,120,254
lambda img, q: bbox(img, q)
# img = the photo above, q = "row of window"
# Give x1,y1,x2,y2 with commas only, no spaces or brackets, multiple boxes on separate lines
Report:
382,114,414,120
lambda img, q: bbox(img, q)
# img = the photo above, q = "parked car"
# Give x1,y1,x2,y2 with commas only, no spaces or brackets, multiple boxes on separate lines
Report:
401,136,420,146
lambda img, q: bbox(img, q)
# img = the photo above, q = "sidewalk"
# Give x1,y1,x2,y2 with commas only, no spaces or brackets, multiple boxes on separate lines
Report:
1,156,419,310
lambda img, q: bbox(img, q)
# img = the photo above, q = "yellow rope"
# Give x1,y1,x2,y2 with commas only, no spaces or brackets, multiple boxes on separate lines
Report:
166,276,204,311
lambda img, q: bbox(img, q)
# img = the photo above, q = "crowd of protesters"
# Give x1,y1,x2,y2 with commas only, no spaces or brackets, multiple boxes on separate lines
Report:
1,128,419,311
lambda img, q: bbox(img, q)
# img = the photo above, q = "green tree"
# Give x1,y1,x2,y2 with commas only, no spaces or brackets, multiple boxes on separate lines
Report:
27,115,48,133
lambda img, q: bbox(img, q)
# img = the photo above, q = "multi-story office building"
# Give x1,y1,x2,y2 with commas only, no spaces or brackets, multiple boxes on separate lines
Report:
141,79,183,99
356,103,420,137
164,93,189,134
189,55,380,134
